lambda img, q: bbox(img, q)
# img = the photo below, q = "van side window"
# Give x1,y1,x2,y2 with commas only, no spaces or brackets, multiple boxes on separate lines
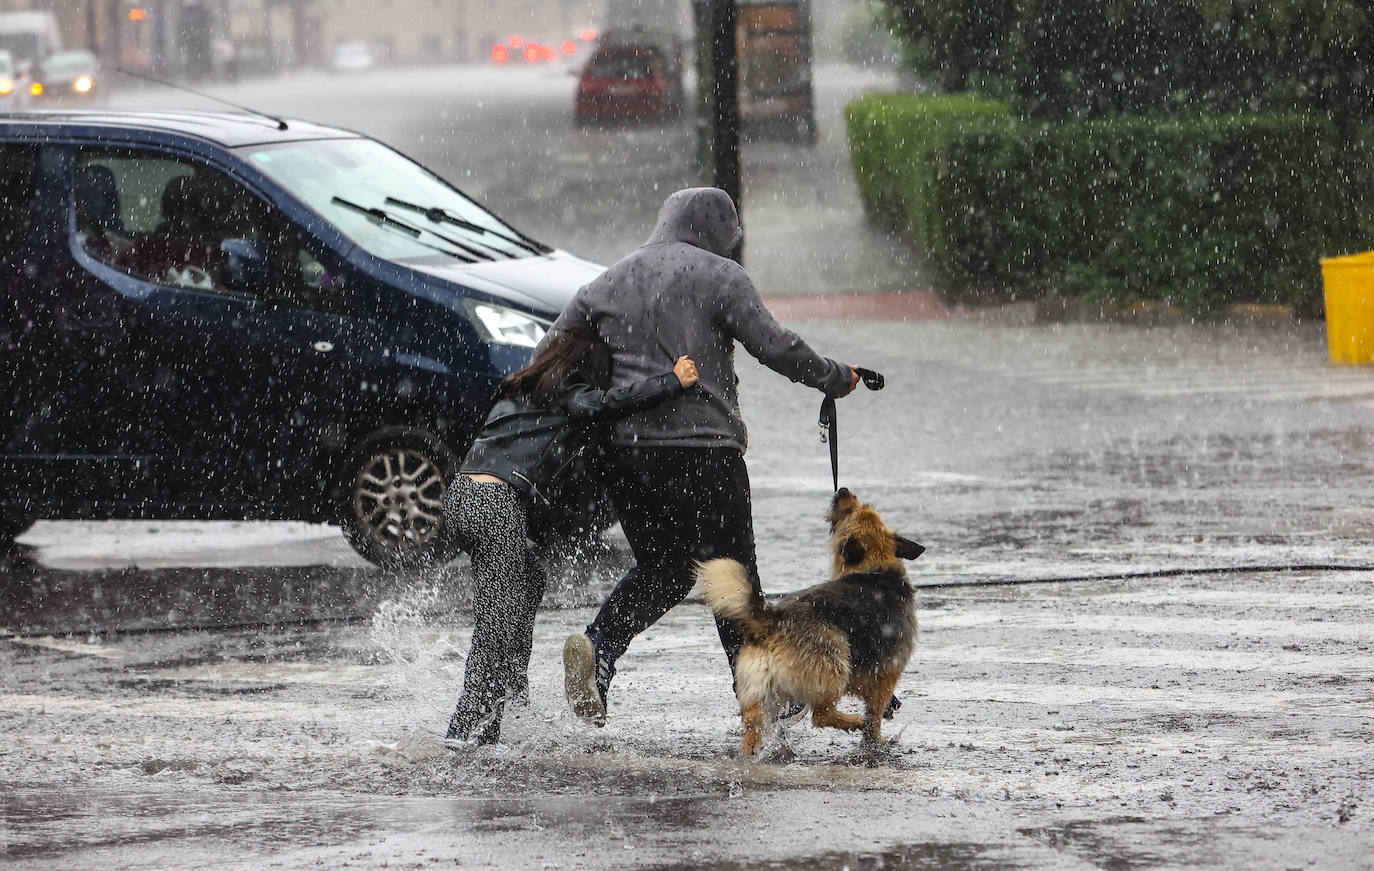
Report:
0,144,38,264
73,149,353,312
74,149,276,296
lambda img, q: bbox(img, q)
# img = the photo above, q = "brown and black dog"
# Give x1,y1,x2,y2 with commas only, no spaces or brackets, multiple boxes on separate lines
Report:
697,488,924,757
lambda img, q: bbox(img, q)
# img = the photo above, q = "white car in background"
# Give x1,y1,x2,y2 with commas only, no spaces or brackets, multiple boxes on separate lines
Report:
36,49,100,100
330,41,376,73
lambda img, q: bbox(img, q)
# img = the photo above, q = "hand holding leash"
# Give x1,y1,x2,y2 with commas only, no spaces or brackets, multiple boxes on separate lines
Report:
842,367,861,396
819,366,885,492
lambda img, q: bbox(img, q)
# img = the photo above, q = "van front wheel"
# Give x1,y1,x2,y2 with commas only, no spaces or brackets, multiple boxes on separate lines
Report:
340,433,460,569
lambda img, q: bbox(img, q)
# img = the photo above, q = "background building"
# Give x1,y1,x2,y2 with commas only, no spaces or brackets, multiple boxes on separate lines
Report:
0,0,605,76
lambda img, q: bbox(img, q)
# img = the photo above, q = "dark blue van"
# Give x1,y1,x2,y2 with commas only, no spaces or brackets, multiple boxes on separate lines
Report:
0,110,600,566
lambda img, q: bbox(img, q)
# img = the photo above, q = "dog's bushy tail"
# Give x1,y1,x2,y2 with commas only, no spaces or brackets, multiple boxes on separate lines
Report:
696,558,769,640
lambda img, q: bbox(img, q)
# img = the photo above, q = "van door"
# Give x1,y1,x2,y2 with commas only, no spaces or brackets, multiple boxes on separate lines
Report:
1,142,165,509
68,145,391,513
0,142,55,503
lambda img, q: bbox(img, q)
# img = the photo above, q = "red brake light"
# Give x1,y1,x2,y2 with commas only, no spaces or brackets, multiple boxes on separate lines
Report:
580,29,597,42
524,45,539,63
508,35,524,48
562,41,577,55
492,44,508,63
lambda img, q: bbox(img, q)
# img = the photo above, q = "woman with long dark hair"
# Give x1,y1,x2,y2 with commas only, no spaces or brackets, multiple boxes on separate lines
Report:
443,326,698,746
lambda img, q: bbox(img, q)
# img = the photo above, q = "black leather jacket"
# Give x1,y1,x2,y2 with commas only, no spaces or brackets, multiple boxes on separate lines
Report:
461,371,686,507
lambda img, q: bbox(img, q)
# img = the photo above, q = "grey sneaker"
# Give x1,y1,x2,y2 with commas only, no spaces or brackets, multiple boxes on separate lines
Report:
563,632,613,727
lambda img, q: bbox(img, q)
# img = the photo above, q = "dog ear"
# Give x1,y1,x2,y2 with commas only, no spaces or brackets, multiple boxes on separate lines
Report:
841,536,866,566
894,536,925,560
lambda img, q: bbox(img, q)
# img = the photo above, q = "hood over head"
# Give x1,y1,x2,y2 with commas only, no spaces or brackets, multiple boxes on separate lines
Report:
645,187,742,256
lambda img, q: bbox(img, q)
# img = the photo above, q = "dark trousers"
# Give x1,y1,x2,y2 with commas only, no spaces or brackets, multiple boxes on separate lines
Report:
587,446,763,674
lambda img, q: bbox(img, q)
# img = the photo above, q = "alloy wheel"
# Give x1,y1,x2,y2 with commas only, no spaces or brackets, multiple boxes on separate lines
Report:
351,446,447,554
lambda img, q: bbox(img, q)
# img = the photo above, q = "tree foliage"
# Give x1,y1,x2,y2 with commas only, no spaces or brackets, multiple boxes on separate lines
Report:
877,0,1374,119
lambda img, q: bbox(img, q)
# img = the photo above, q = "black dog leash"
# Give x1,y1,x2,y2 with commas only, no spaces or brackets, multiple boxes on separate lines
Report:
818,367,885,491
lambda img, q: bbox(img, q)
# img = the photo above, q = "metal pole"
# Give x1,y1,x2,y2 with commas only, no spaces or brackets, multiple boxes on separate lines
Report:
107,0,121,69
152,0,168,74
710,0,742,264
86,0,98,52
263,0,275,70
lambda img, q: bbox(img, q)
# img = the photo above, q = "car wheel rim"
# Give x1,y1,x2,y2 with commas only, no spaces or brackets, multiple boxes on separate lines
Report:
353,447,446,551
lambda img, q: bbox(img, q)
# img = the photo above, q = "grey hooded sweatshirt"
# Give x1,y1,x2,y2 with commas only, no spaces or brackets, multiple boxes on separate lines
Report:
545,187,851,453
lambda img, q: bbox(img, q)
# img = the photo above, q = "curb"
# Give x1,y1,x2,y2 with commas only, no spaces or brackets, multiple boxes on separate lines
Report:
765,290,949,321
765,291,1297,325
1033,299,1296,324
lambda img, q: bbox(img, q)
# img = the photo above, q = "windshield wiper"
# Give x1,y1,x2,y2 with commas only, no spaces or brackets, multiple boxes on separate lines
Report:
384,196,549,257
330,196,484,263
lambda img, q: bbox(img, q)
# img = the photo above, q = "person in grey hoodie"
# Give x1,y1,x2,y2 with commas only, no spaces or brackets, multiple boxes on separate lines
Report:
553,187,859,726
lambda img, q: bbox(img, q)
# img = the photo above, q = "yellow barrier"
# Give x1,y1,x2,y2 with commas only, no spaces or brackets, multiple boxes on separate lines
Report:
1321,250,1374,364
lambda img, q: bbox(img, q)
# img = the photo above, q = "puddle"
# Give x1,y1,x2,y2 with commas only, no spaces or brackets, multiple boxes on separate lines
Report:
660,841,1018,871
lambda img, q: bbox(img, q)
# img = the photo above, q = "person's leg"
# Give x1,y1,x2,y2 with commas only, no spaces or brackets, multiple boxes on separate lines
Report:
503,546,547,706
444,476,529,745
565,447,763,724
565,447,703,724
585,447,760,668
690,450,763,675
584,447,708,662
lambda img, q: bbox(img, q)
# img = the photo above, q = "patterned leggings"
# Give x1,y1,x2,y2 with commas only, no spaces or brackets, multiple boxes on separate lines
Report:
443,474,547,741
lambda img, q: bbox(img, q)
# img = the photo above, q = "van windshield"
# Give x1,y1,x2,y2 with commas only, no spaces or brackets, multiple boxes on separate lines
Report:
241,138,541,263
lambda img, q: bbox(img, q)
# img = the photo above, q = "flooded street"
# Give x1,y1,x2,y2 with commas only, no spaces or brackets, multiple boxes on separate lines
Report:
3,64,1374,868
6,313,1374,868
5,561,1374,868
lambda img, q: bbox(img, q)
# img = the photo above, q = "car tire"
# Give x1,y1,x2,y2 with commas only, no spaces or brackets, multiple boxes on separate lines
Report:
0,515,36,549
340,430,461,569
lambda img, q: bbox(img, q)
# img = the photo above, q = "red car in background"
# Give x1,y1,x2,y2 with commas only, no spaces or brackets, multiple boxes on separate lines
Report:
574,45,678,125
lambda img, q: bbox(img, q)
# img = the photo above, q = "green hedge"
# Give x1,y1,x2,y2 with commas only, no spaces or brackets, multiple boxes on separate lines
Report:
847,93,1372,314
846,93,1012,239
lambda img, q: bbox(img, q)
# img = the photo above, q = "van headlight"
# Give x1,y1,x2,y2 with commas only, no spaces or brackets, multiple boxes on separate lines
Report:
463,299,551,348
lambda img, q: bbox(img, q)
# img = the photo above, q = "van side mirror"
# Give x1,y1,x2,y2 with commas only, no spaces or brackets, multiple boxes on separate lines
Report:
221,238,268,289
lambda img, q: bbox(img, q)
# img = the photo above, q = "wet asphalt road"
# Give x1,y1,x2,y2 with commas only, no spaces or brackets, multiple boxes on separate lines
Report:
4,66,1374,868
